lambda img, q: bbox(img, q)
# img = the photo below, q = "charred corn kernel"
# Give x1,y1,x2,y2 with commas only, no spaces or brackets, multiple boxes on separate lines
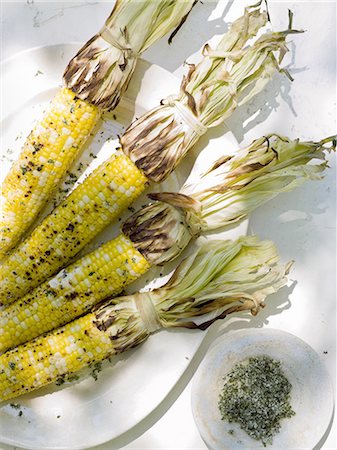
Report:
0,152,148,305
0,88,100,259
0,234,150,352
0,313,113,401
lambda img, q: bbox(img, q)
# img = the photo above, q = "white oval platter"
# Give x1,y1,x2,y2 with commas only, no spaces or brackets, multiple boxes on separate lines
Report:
0,44,247,450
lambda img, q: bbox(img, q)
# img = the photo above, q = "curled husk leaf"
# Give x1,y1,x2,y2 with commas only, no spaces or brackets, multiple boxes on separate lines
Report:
123,134,335,265
148,134,335,233
64,0,197,110
150,237,292,329
179,134,337,229
121,3,302,181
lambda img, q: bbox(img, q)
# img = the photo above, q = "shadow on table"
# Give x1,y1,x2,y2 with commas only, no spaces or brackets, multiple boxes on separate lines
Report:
144,0,234,73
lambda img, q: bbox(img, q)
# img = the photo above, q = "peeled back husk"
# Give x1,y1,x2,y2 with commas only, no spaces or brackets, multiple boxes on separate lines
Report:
64,0,197,110
121,3,302,182
121,197,202,265
96,236,292,338
123,134,335,265
0,236,290,403
180,134,337,229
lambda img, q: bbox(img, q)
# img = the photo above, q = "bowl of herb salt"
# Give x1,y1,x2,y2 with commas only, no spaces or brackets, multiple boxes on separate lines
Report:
191,328,334,449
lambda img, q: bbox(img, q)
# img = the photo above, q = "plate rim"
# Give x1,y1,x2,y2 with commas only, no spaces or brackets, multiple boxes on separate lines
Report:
0,43,245,450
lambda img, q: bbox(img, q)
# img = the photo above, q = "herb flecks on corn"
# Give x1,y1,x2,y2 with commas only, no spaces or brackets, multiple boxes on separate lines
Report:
1,3,300,303
0,237,290,402
0,199,195,350
1,132,333,344
0,88,100,259
0,152,147,305
0,0,196,257
0,314,113,401
0,234,149,353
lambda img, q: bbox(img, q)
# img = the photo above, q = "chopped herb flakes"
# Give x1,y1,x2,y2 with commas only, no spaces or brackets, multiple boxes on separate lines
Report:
55,373,79,386
67,374,80,383
10,403,24,417
55,376,66,386
218,355,295,447
91,362,103,381
10,403,21,409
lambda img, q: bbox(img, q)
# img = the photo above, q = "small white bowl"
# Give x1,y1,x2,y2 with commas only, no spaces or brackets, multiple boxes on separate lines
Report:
191,328,334,450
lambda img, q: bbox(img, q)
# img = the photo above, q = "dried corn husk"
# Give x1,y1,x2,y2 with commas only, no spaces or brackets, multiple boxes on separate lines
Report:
64,0,197,110
123,134,335,264
121,2,302,181
97,237,291,339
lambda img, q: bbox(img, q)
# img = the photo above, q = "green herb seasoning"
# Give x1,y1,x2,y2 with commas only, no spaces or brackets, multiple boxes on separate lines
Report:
91,362,103,381
218,355,295,446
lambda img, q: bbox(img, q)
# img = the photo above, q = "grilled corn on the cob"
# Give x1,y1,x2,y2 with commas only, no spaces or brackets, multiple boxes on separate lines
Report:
0,4,298,304
0,0,197,258
0,237,291,402
0,135,333,352
0,234,150,352
0,89,99,259
0,151,147,305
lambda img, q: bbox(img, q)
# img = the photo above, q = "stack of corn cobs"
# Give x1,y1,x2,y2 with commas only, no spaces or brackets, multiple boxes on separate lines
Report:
0,0,335,403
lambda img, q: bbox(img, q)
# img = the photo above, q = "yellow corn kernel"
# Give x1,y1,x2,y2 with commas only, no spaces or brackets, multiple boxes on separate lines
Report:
0,88,100,259
0,152,148,305
0,234,150,352
0,313,113,402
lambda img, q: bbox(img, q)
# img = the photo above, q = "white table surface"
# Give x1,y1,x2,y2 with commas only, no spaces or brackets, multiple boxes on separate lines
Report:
1,1,336,449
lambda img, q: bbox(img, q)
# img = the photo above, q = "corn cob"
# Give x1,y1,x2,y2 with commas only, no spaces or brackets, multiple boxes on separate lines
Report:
0,234,150,352
0,89,100,259
0,135,333,352
0,3,300,304
0,237,291,402
0,151,148,305
0,0,197,259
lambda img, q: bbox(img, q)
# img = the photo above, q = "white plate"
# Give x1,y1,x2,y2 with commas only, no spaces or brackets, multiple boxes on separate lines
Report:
191,328,334,450
0,44,247,450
